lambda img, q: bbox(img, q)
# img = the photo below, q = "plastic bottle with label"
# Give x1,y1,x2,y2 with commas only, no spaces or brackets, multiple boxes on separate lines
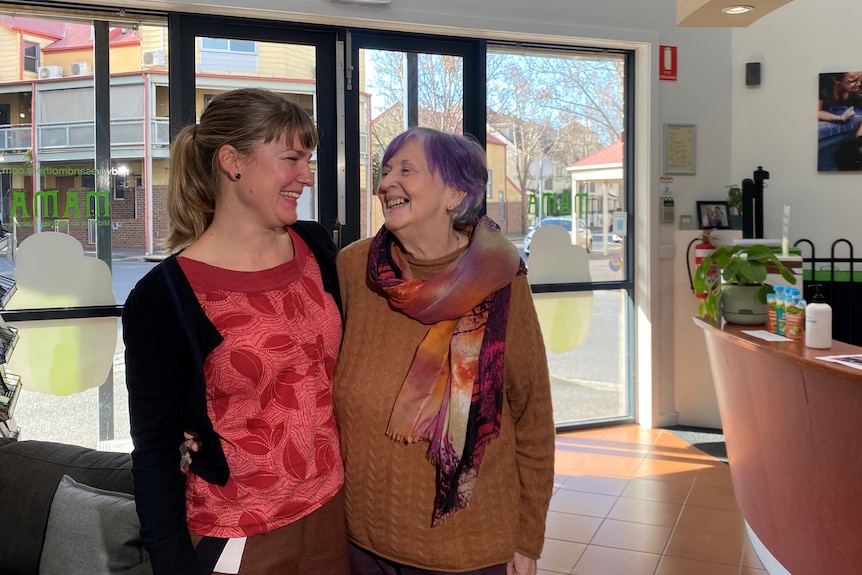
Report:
766,293,778,334
805,284,832,349
785,296,805,340
775,286,787,336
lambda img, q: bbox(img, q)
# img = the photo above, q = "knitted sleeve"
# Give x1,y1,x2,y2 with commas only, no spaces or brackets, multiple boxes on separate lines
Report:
503,274,556,559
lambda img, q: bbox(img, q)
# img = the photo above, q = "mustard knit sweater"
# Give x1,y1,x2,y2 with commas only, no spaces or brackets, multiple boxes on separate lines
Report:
333,238,555,572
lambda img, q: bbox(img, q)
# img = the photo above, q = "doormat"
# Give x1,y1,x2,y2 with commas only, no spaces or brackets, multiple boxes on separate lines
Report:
665,425,727,463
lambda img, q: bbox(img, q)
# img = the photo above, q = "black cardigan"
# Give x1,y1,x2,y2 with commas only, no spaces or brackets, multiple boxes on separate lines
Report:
122,221,340,575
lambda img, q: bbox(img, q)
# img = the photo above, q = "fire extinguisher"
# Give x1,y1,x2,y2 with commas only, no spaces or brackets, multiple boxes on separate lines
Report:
688,232,717,299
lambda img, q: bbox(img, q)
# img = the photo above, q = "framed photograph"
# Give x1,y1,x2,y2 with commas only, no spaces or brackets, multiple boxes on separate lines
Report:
664,123,696,175
696,201,730,230
817,71,862,171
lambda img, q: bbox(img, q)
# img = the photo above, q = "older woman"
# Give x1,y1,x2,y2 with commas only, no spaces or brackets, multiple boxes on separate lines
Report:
334,127,555,575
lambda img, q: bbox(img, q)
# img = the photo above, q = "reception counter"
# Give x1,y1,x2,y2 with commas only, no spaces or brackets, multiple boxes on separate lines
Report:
695,318,862,575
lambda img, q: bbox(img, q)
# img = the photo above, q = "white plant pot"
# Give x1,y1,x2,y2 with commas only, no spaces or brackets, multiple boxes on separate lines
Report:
721,285,768,325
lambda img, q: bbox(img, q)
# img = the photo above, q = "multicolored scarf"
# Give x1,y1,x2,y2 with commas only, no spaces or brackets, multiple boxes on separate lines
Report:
367,216,523,525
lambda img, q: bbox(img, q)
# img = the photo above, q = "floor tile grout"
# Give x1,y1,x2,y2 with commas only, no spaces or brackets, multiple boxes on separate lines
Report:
545,424,757,575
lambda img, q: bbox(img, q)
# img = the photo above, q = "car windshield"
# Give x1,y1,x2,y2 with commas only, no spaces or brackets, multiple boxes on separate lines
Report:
540,218,571,230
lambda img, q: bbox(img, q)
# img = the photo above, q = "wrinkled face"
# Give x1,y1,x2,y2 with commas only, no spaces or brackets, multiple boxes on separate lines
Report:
377,138,462,240
236,136,314,227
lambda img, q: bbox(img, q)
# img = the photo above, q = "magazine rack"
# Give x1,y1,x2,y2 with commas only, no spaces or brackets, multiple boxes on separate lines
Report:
0,273,20,439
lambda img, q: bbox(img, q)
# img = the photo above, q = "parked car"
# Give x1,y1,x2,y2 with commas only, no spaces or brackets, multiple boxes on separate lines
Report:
524,215,593,254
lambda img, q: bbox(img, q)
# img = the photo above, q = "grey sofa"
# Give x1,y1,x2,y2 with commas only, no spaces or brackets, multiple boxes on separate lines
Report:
0,438,152,575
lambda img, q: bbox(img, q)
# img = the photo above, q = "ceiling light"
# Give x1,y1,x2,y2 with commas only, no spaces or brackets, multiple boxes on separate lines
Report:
722,5,754,14
678,0,791,27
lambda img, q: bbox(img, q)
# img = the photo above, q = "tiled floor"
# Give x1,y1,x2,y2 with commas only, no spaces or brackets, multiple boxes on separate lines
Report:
541,424,767,575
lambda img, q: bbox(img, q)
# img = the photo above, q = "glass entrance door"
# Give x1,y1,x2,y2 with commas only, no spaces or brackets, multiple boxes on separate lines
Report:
171,16,340,239
484,44,634,427
343,32,484,244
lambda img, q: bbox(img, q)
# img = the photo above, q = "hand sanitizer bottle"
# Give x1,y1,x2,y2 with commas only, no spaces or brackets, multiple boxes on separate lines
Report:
805,284,832,349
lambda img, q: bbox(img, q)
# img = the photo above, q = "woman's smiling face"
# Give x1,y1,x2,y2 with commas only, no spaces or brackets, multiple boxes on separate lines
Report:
235,136,314,227
377,138,463,242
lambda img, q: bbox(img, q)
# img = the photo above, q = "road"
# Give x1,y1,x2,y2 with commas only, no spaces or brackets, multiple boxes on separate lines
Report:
7,240,629,448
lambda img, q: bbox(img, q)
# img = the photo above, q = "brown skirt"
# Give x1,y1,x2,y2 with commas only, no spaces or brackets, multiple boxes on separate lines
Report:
191,489,349,575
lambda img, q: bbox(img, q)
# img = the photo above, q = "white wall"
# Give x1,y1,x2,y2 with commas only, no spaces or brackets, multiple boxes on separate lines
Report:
71,0,742,426
732,0,862,251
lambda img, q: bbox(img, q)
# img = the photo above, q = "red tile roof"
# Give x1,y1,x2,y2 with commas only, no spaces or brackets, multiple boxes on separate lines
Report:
0,15,66,39
45,23,140,51
570,139,623,168
0,17,140,51
486,132,505,146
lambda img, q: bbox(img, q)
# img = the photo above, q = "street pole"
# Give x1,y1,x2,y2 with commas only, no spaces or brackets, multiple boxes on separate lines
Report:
537,158,544,222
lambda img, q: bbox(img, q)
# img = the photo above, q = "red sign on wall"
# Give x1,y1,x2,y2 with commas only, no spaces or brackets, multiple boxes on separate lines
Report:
659,45,677,82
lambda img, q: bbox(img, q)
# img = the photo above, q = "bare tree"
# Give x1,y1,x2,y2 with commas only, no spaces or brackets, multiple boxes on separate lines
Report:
537,57,625,147
366,48,625,229
368,51,463,140
489,53,622,149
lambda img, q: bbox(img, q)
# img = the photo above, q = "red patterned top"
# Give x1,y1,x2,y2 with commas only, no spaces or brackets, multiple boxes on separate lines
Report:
177,228,343,538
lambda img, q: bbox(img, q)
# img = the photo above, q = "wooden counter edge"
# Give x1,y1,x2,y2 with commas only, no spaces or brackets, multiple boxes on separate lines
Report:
692,316,862,383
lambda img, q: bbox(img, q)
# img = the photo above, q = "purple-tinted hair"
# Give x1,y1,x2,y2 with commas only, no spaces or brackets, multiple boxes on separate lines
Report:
380,127,486,227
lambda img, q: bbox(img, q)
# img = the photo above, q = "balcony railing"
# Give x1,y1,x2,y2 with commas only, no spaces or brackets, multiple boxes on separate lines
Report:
39,119,145,149
0,126,32,153
150,118,169,147
0,118,172,153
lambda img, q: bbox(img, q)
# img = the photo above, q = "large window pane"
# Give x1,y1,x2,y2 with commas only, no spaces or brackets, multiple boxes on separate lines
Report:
537,289,630,424
359,49,465,239
488,45,632,427
195,37,318,219
0,12,169,448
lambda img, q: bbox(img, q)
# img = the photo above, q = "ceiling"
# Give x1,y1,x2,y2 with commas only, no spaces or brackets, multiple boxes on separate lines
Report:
677,0,794,27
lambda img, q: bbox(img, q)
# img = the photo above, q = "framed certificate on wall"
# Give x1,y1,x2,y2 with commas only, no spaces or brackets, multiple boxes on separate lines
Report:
664,123,696,175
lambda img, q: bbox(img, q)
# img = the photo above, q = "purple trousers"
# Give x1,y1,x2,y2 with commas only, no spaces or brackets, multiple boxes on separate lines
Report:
349,542,508,575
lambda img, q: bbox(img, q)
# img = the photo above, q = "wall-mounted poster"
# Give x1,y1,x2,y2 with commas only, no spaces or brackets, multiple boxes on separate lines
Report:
818,71,862,171
663,123,696,175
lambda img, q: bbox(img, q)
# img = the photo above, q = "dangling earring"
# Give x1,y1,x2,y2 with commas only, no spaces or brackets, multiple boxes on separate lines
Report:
234,173,242,180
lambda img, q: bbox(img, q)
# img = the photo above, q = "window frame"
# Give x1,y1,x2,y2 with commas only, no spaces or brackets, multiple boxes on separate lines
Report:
23,41,39,73
199,37,257,54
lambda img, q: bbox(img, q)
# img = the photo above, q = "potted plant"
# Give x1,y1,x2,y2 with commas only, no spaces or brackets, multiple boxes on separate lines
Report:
726,185,743,229
693,243,797,324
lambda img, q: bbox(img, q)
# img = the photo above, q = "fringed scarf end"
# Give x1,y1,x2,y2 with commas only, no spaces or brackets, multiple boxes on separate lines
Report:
385,429,418,444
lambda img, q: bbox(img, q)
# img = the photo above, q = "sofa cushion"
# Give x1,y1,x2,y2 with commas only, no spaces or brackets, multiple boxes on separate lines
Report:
0,439,133,575
39,475,150,575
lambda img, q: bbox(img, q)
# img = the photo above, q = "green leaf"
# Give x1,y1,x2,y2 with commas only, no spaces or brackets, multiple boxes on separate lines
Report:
738,261,767,284
780,266,797,284
722,260,740,281
757,285,770,304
